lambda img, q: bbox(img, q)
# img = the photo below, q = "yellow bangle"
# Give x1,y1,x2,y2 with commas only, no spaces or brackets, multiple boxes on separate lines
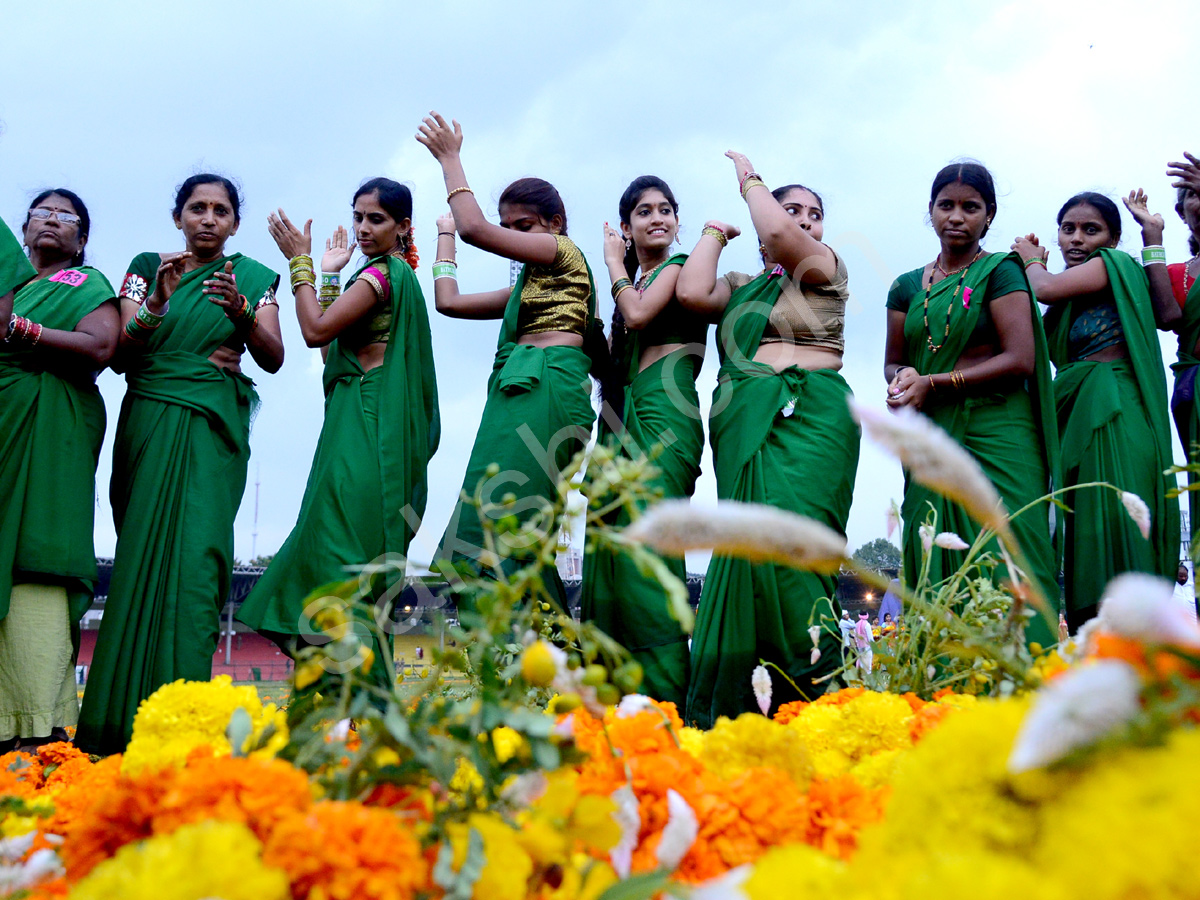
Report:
446,186,474,202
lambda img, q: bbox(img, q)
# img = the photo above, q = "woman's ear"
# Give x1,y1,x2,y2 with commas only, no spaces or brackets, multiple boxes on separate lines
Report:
548,214,565,235
620,221,633,240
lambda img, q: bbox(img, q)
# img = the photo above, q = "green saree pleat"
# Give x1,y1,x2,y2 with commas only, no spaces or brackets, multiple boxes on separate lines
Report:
899,253,1060,647
0,267,115,623
686,271,859,728
435,260,601,609
0,216,33,297
1171,276,1200,551
76,254,277,755
581,257,703,708
1044,248,1179,628
237,257,439,688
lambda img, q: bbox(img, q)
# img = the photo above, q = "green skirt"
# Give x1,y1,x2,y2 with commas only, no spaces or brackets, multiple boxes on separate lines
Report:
687,366,859,728
1057,359,1171,628
237,368,395,686
581,349,703,709
436,344,595,607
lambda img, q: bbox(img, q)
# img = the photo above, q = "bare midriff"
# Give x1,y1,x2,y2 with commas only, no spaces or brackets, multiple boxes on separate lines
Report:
517,330,583,348
752,342,842,373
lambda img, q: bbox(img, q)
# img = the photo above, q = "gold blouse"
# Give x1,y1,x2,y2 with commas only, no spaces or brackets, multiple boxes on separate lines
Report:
721,254,848,354
344,260,395,346
518,235,590,336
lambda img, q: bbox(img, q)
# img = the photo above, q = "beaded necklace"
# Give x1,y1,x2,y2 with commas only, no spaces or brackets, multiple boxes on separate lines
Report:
923,250,982,354
635,259,670,293
1184,255,1199,298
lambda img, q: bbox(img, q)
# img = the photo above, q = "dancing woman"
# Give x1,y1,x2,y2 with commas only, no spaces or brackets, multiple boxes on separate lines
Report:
237,178,439,686
0,191,118,750
885,162,1059,644
1014,191,1179,629
581,176,707,707
676,151,858,725
76,174,283,754
417,113,604,608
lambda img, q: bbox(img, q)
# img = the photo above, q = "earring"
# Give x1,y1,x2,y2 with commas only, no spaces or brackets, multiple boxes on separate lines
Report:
625,239,631,250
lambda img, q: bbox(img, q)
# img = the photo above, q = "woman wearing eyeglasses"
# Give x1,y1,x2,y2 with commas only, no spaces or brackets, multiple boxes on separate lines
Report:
76,174,282,755
0,190,118,752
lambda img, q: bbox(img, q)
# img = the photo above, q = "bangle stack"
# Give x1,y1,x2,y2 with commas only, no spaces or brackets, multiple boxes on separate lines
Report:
950,370,966,389
701,225,729,248
739,171,767,199
4,314,43,346
446,186,474,203
1023,256,1048,270
289,255,316,294
432,258,458,281
611,277,634,301
228,293,257,329
1141,245,1167,267
318,271,341,310
123,303,164,343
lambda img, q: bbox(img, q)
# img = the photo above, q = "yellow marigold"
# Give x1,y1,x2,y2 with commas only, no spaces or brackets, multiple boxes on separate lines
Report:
535,853,618,900
262,801,428,900
448,811,533,900
848,748,901,790
523,769,620,860
786,703,844,755
1035,727,1200,900
698,714,814,787
69,820,289,900
449,757,485,805
492,726,524,764
677,726,706,759
744,842,848,900
832,690,914,761
122,676,279,775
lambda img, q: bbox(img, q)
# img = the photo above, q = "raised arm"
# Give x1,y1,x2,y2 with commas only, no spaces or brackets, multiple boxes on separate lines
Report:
1012,235,1109,304
675,221,740,321
416,112,559,266
114,252,188,367
602,225,677,329
200,260,285,372
430,213,510,319
726,151,837,284
1123,188,1181,331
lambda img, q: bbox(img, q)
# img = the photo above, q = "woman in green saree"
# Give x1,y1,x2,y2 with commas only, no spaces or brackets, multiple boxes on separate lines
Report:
76,174,283,754
885,162,1059,646
581,176,707,708
0,191,118,752
1013,191,1180,630
676,151,858,726
237,178,440,688
417,113,602,608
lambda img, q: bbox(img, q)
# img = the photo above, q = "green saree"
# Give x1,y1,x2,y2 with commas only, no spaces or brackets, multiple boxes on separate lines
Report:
1171,268,1200,556
0,256,114,740
435,248,601,608
686,269,859,728
237,256,439,686
580,255,705,708
1044,248,1179,628
76,252,278,755
894,253,1060,646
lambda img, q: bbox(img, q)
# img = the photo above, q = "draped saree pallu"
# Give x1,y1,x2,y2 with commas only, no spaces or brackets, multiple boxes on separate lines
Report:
435,248,602,609
237,256,439,686
686,269,859,729
0,251,114,741
1170,263,1200,557
893,252,1060,647
1044,248,1180,628
581,255,705,708
75,253,278,755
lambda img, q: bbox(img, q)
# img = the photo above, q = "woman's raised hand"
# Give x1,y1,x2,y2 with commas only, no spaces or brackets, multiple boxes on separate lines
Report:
416,112,464,162
725,150,756,184
267,209,312,259
1011,234,1046,264
704,219,742,241
202,261,241,313
1123,189,1164,237
322,225,356,273
603,222,627,268
436,212,457,237
1167,151,1200,195
149,252,192,310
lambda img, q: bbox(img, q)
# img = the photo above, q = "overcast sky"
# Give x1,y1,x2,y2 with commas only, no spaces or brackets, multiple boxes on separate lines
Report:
3,0,1196,573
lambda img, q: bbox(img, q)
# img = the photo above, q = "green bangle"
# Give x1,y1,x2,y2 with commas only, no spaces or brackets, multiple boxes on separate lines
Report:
432,262,458,280
1141,245,1167,266
611,277,634,301
1023,257,1047,270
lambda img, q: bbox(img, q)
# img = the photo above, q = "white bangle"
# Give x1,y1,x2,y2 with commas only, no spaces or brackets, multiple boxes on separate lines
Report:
1141,245,1167,267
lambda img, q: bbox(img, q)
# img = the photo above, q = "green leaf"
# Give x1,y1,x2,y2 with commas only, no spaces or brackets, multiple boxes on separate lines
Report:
432,830,486,900
595,869,675,900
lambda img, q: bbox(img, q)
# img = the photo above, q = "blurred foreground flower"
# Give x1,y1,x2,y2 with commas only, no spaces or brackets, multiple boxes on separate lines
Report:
752,666,772,715
1119,492,1152,540
1096,573,1200,649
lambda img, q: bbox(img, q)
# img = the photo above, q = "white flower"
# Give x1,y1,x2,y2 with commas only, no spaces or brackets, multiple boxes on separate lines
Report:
1120,492,1152,540
933,531,970,551
1008,660,1142,773
689,866,752,900
0,847,63,893
926,665,937,680
918,523,935,553
752,665,772,715
850,401,1007,533
655,789,699,870
810,648,822,665
1097,573,1200,649
626,500,847,573
807,625,821,648
616,694,658,718
886,501,901,539
609,785,641,878
0,833,35,864
552,713,576,739
329,718,351,741
500,771,548,807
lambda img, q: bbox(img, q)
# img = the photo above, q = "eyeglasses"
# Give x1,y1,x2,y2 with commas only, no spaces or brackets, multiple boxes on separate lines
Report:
28,208,82,226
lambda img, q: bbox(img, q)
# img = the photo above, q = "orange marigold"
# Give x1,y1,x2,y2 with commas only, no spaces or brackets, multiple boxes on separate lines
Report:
801,775,889,861
772,701,808,724
0,750,41,798
42,755,123,838
262,801,428,900
61,767,174,880
909,704,956,743
814,688,866,708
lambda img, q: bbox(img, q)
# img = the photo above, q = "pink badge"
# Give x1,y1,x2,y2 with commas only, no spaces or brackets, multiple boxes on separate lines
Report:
962,286,972,310
49,269,88,287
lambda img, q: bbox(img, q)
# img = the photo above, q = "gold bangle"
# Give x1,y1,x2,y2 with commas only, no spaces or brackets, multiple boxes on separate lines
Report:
446,186,474,202
433,258,458,266
928,374,936,392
